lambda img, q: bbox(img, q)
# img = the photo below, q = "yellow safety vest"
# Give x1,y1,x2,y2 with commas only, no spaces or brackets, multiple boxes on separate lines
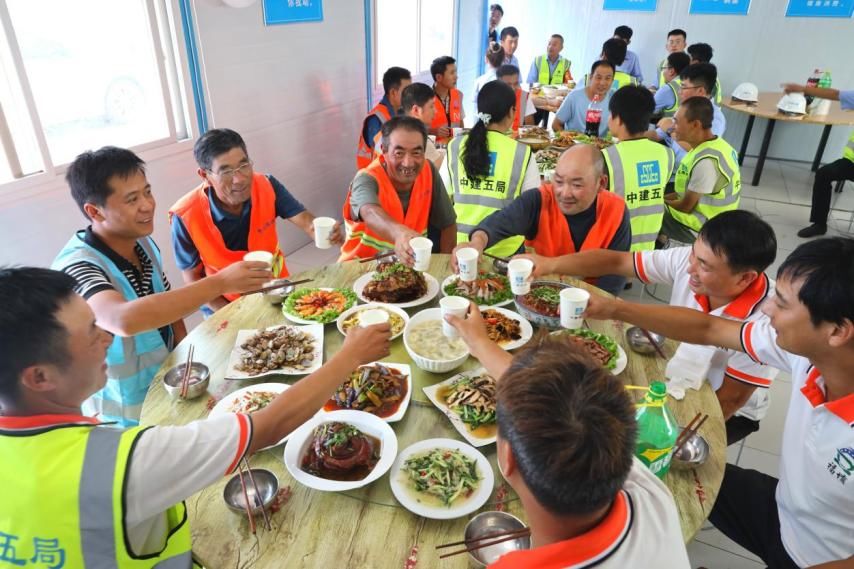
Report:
534,55,569,85
662,78,681,117
668,137,742,232
845,130,854,162
447,131,531,257
0,417,194,568
712,78,722,105
602,139,675,251
613,70,638,90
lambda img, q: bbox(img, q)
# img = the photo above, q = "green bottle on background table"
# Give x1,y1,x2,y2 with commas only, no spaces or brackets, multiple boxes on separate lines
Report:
635,381,679,479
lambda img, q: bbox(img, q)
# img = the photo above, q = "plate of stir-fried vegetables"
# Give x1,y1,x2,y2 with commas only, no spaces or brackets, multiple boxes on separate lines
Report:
390,438,494,519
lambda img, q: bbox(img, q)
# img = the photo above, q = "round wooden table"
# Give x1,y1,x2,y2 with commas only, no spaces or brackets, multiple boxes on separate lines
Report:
141,255,725,568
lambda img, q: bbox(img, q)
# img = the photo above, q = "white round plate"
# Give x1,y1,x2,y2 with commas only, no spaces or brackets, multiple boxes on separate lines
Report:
352,272,440,308
478,306,533,351
210,383,309,448
613,344,628,376
390,438,494,520
335,303,410,341
282,287,357,325
283,410,398,492
440,275,514,307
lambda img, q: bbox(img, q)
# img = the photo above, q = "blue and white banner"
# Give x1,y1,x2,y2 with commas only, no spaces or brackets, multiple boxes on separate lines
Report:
603,0,658,11
264,0,323,25
786,0,854,18
689,0,751,15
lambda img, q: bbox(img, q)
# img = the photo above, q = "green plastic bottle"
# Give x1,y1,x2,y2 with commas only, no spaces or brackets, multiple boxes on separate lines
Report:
819,70,832,89
635,381,679,479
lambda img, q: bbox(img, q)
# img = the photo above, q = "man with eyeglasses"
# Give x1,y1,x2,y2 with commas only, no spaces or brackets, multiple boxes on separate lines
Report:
170,128,342,314
653,52,691,118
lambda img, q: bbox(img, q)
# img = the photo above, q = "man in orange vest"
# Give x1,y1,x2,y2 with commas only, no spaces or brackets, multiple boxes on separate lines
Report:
454,144,631,295
170,128,342,314
496,64,537,132
429,56,464,144
341,116,457,265
356,67,411,170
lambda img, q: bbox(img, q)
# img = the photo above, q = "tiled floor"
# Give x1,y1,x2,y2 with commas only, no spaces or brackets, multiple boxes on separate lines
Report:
281,157,853,568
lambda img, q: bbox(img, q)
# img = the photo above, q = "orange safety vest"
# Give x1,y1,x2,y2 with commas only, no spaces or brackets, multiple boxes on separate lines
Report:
430,88,463,144
356,103,392,170
512,88,530,133
168,173,287,301
339,157,433,262
526,184,625,256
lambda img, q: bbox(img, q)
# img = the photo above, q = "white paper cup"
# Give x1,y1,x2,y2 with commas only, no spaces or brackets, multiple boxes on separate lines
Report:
508,258,533,295
440,296,470,339
358,309,390,328
456,247,480,282
243,251,274,269
560,288,590,329
409,237,433,271
452,127,464,138
313,217,336,249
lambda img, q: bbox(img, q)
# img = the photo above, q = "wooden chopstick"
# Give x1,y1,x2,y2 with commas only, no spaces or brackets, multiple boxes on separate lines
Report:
438,528,531,559
179,344,194,398
640,328,668,360
672,412,705,456
242,458,272,531
359,250,396,264
435,527,530,549
482,252,510,263
242,278,313,296
237,465,257,535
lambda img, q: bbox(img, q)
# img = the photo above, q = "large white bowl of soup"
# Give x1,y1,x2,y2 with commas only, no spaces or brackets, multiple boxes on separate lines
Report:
403,308,470,373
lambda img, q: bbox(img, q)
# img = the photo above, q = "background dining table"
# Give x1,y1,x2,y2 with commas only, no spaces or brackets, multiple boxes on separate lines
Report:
140,254,725,568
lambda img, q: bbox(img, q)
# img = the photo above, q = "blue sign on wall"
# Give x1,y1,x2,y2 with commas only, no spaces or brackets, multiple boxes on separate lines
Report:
689,0,751,15
264,0,323,26
603,0,658,11
786,0,854,18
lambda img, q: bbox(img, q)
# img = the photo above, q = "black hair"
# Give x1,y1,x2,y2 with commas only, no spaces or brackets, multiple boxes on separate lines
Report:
430,56,456,82
601,37,627,66
590,59,616,77
497,339,636,516
608,85,655,135
66,146,146,219
777,237,854,326
193,128,248,171
490,4,504,15
486,43,505,69
667,52,692,76
680,96,714,129
382,67,412,96
551,33,564,44
687,43,714,63
462,80,516,180
400,83,434,114
380,116,428,152
614,25,633,41
698,211,777,274
496,64,521,80
0,267,78,406
680,63,717,95
668,28,687,39
500,26,519,40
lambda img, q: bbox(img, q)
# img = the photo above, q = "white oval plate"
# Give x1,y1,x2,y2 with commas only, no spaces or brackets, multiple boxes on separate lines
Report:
440,275,514,307
352,272,440,308
478,306,533,351
283,410,398,492
318,362,412,423
390,438,495,520
223,324,324,379
335,303,410,341
282,288,356,325
422,368,497,447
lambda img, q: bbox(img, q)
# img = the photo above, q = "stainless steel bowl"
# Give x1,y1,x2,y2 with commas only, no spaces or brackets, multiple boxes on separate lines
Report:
671,427,710,468
464,511,531,567
162,362,210,400
513,280,572,330
223,468,279,516
263,284,294,305
625,326,666,355
492,257,509,276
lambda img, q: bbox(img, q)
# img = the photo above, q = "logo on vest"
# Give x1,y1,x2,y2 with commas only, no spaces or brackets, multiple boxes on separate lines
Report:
487,152,498,177
637,161,661,187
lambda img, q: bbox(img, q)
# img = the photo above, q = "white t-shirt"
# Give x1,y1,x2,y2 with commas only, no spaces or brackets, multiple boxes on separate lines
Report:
126,413,252,555
741,319,854,566
686,158,727,195
634,247,778,420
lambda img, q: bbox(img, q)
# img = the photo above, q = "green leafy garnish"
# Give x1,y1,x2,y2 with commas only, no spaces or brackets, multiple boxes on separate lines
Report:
530,286,561,304
282,287,357,323
553,328,619,370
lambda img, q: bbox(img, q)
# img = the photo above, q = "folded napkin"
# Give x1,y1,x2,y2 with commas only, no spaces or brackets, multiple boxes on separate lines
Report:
664,343,715,399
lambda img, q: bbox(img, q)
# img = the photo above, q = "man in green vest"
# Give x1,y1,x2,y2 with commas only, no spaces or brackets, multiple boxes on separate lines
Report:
599,38,638,91
603,85,675,251
0,266,391,568
526,34,570,126
662,97,741,243
653,52,691,118
654,29,687,91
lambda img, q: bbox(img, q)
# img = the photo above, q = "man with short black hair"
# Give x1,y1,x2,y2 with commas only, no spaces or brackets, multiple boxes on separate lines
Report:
499,26,520,70
429,56,464,143
400,82,444,168
654,52,691,117
519,209,779,444
613,25,643,84
655,28,687,90
496,64,536,131
687,43,721,104
487,3,503,46
598,37,637,90
356,67,412,169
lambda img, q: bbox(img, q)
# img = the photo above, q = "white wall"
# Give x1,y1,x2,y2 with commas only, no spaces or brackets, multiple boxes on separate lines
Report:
469,0,854,162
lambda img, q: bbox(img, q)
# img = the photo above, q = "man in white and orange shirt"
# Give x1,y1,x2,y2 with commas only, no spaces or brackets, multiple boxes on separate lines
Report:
170,128,342,314
520,209,779,445
584,237,854,568
429,56,464,144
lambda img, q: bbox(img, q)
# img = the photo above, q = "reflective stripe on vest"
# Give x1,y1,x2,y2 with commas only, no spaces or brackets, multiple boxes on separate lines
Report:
535,55,569,85
52,235,170,427
340,157,433,261
430,88,463,144
669,137,742,231
168,174,287,301
844,130,854,162
448,131,530,257
0,422,192,567
663,78,681,117
357,103,392,170
603,139,675,251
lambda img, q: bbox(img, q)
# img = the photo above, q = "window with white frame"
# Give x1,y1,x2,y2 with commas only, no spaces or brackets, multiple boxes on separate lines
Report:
0,0,193,186
374,0,456,88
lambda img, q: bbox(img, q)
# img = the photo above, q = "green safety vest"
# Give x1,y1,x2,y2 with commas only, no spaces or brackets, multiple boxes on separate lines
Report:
0,420,194,568
712,78,722,105
845,130,854,162
534,55,569,85
447,131,531,257
602,139,675,251
668,137,742,232
662,78,681,117
657,58,668,88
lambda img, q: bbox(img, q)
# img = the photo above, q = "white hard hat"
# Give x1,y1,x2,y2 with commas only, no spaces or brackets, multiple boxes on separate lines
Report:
732,82,759,103
777,92,807,116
